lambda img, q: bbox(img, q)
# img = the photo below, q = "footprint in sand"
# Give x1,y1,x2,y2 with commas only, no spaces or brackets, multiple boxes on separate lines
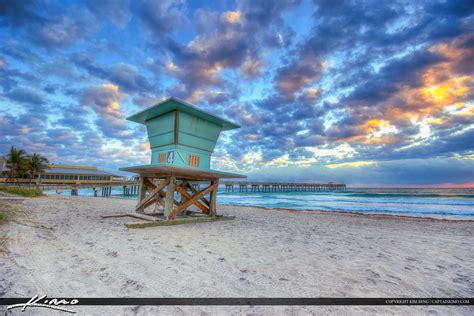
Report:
106,251,118,257
366,269,380,279
367,278,377,285
387,274,401,281
121,279,145,293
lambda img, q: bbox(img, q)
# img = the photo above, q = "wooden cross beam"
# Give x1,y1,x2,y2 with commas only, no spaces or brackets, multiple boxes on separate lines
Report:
183,180,210,206
143,177,180,207
135,176,170,212
168,182,218,220
175,183,210,214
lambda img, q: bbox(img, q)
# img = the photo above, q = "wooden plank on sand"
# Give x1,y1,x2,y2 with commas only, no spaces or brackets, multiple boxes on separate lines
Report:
101,213,158,221
125,216,235,228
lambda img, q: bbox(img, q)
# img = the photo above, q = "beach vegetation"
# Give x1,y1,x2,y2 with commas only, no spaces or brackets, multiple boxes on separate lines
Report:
0,186,44,197
0,198,10,226
0,212,7,224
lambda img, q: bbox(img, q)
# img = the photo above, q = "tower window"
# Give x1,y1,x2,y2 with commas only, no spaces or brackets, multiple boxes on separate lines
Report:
158,153,166,163
188,154,200,167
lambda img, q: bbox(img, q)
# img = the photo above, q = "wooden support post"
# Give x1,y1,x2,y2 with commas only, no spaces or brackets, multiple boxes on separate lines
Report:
209,180,218,217
164,177,175,218
136,176,147,213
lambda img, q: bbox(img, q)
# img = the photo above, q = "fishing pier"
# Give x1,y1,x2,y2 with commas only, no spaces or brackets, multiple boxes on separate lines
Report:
222,181,346,192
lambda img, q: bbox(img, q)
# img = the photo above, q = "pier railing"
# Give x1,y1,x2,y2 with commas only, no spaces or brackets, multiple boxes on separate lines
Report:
221,181,346,192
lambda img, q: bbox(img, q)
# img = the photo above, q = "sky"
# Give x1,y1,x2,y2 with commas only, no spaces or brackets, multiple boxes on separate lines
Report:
0,0,473,187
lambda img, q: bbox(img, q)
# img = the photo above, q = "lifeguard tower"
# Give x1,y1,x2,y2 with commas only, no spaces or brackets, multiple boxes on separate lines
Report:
120,97,246,223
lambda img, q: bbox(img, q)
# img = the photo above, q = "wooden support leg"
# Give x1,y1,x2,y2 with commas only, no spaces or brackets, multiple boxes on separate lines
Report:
136,176,147,213
164,177,176,219
209,180,218,217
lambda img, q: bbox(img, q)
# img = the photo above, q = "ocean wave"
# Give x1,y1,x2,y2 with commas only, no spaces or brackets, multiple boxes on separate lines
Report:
220,201,474,217
341,192,474,199
263,196,474,206
219,190,474,199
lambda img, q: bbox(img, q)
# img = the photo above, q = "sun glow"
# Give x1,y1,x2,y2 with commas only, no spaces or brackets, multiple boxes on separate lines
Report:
421,75,471,104
223,11,242,24
325,160,378,169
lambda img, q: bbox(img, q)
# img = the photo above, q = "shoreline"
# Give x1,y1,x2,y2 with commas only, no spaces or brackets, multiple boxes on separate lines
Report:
225,204,474,223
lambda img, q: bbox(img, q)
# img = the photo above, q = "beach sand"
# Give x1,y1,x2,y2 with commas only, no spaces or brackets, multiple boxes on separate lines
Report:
1,195,473,315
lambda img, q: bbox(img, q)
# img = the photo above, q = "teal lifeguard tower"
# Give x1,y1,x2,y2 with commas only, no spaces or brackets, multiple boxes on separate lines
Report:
120,97,246,222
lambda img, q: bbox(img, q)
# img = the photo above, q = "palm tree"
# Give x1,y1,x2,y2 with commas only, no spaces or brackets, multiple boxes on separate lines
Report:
5,146,27,183
26,153,50,183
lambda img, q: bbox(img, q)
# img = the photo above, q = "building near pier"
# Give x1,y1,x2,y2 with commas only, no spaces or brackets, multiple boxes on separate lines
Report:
39,165,117,183
0,163,118,184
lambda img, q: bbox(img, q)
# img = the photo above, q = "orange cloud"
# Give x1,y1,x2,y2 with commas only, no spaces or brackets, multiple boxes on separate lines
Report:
241,57,263,78
326,160,378,169
361,34,474,141
223,11,242,24
338,119,399,145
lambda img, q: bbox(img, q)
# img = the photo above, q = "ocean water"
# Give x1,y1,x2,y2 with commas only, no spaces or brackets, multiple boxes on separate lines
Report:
219,188,474,220
46,187,474,220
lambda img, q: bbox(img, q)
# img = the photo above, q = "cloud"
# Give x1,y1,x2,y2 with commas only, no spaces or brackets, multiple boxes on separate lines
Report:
275,55,324,99
246,157,474,186
56,104,90,131
0,0,46,27
79,83,133,139
36,8,98,48
325,161,378,169
138,0,187,39
72,55,157,97
86,0,131,28
240,57,264,79
161,0,300,102
1,41,42,63
4,86,47,108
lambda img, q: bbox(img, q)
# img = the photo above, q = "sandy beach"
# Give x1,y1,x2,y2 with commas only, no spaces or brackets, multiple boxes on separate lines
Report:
1,195,473,315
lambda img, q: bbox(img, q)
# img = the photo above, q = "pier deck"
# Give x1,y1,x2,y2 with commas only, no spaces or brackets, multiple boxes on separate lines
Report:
221,181,346,192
